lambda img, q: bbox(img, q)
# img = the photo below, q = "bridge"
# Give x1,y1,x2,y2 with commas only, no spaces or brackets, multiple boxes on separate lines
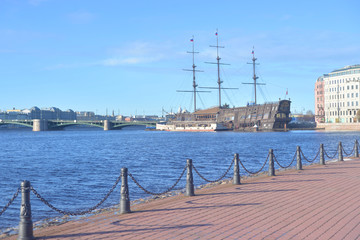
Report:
0,119,157,131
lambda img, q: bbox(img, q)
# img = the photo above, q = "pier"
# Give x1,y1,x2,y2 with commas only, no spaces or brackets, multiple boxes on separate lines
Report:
1,141,360,239
3,158,360,239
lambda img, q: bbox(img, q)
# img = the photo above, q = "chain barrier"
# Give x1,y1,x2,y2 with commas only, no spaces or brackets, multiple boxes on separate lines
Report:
342,143,355,157
129,165,187,196
31,173,122,216
0,187,20,217
301,148,320,163
192,159,234,183
324,148,338,159
273,151,297,168
3,142,354,218
239,153,269,175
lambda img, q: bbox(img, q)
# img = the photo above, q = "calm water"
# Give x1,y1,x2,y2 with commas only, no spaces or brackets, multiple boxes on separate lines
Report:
0,127,358,231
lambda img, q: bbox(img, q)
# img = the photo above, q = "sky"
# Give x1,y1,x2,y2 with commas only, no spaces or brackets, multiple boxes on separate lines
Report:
0,0,359,116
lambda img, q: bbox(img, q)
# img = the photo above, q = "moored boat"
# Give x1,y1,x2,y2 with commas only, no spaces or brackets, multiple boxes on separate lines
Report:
157,32,292,132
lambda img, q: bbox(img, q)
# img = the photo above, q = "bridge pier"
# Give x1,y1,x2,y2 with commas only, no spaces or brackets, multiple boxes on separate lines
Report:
33,119,48,131
104,120,113,131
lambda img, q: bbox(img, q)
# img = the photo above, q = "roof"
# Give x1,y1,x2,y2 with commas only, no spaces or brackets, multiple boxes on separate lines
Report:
331,64,360,73
193,107,220,115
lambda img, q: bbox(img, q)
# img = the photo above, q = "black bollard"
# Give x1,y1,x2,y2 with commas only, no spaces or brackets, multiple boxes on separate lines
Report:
296,146,303,170
233,153,241,185
320,144,325,165
355,140,359,158
268,149,275,176
18,180,34,240
338,142,344,162
120,168,131,214
186,159,195,196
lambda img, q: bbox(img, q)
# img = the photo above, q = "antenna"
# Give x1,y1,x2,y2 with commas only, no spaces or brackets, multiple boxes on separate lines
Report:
177,36,209,112
201,29,235,108
242,47,265,105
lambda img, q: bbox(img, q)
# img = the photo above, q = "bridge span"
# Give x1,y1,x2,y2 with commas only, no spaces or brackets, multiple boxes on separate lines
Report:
0,119,157,131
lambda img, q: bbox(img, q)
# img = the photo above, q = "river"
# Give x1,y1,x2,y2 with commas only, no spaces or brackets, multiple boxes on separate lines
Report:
0,127,358,232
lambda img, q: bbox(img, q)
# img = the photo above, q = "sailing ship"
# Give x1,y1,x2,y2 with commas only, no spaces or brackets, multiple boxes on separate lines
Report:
156,31,292,132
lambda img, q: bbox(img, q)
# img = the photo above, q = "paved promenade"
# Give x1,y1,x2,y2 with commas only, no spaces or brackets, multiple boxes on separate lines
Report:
7,159,360,239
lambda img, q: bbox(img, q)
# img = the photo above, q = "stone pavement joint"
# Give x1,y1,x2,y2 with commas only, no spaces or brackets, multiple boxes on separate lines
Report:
5,159,360,240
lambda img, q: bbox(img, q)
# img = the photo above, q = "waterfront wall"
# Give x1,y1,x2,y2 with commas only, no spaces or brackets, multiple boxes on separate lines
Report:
317,123,360,131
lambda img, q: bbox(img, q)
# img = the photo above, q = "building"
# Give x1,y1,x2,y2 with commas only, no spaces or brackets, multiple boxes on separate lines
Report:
322,65,360,123
314,76,325,123
76,111,96,121
0,107,76,121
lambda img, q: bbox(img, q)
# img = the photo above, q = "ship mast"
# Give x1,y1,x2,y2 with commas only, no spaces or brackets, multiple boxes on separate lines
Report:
178,36,207,112
243,47,265,105
201,29,234,108
214,30,222,107
191,37,198,111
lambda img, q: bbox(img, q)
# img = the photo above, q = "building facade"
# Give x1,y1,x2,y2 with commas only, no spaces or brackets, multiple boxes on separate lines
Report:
322,65,360,123
314,77,325,123
0,107,76,121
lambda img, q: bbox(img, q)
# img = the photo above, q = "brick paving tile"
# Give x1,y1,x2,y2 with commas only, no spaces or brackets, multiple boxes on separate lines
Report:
4,159,360,240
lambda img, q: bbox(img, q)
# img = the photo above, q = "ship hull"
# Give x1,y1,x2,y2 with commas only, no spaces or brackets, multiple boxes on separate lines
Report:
156,122,229,132
157,100,292,132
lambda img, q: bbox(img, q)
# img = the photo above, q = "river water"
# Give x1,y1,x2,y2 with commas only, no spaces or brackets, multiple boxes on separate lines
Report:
0,127,358,232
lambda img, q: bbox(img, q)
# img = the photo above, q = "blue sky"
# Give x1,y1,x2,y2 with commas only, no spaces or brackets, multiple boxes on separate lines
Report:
1,0,359,116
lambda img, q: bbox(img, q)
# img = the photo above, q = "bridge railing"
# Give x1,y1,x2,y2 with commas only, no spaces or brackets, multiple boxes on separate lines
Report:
1,140,359,239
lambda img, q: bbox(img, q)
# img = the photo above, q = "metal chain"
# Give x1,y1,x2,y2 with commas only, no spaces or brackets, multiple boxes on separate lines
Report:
128,165,187,196
192,159,234,183
31,173,122,216
239,153,269,175
0,187,20,217
301,148,320,163
342,143,355,157
274,151,297,168
324,148,338,159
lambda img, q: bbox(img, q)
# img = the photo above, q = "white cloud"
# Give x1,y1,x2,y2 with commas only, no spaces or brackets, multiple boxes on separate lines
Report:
100,41,174,66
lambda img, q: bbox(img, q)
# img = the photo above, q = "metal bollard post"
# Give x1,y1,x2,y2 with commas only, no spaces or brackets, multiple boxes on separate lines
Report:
338,142,344,162
120,168,131,214
233,153,241,185
320,144,325,165
355,140,359,158
268,149,275,176
296,146,303,170
186,159,195,196
18,180,34,240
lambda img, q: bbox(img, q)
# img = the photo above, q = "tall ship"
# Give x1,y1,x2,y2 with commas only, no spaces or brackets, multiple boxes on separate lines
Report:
156,32,291,132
